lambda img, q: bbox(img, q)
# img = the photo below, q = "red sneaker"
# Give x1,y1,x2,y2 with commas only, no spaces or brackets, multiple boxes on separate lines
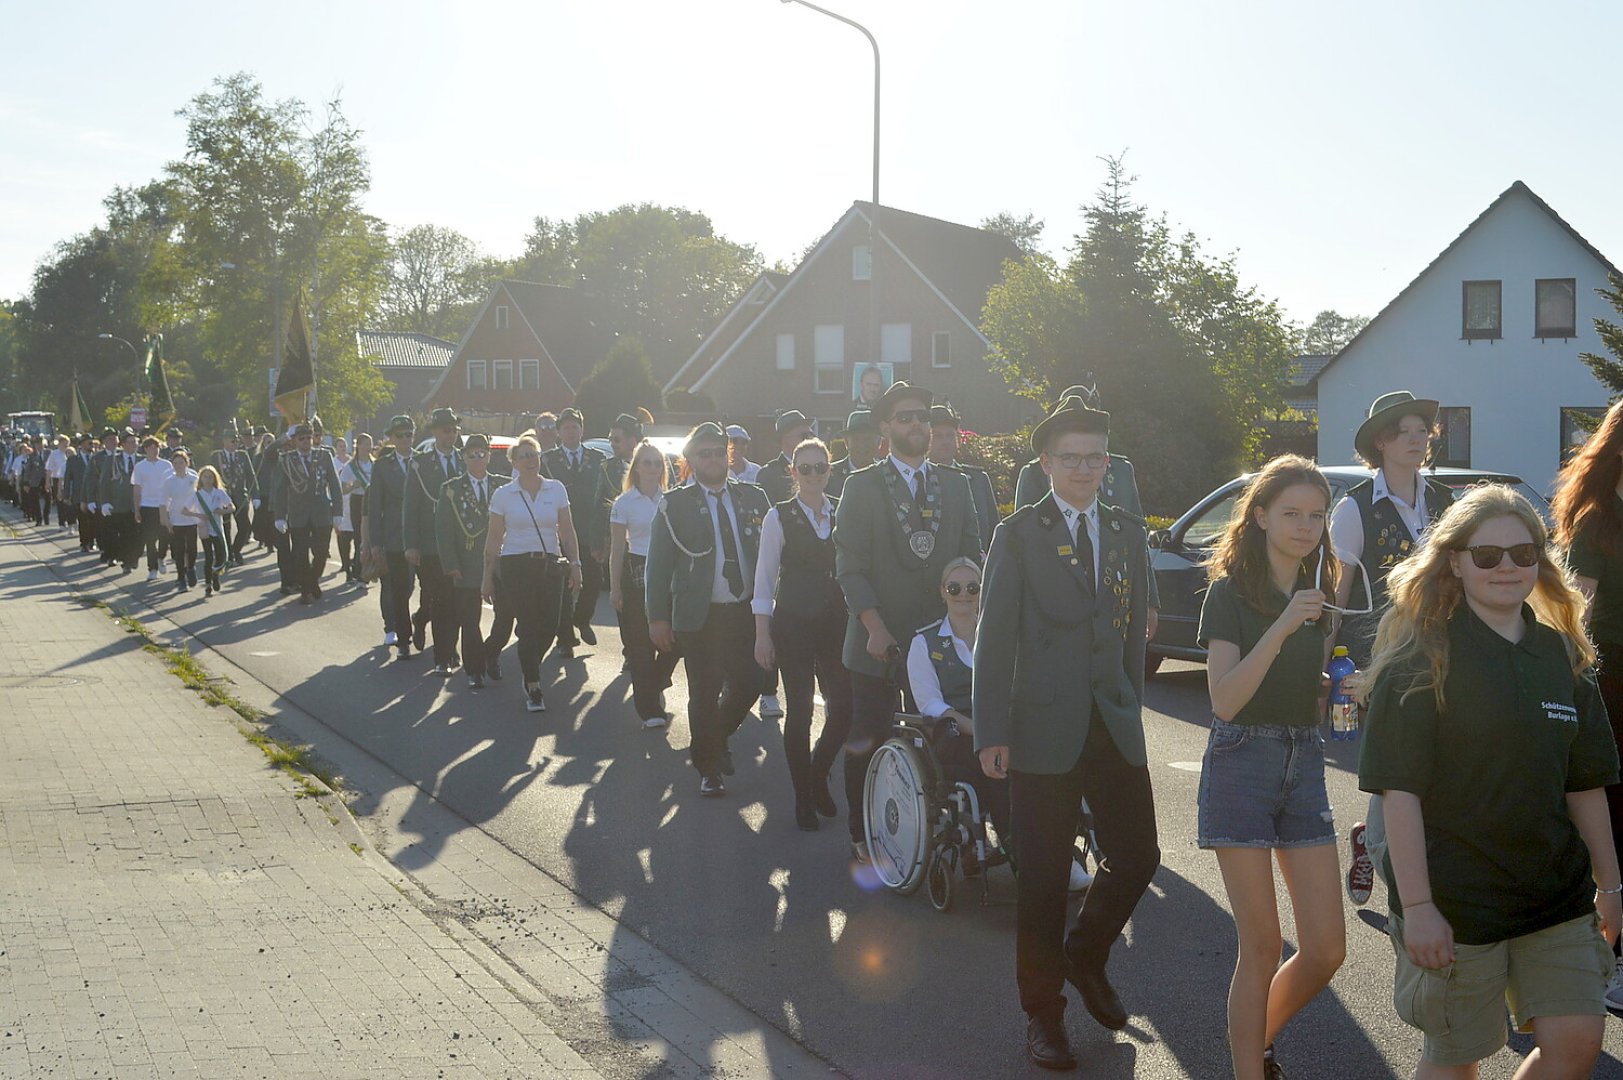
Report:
1347,822,1373,906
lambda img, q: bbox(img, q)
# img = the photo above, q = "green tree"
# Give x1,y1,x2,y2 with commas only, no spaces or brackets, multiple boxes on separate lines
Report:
983,156,1295,513
161,73,391,429
378,224,506,339
980,211,1047,259
1579,273,1623,398
1302,309,1371,354
572,337,663,435
513,204,762,379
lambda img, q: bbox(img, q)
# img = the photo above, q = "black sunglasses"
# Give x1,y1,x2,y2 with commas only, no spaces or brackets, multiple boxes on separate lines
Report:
1464,542,1540,570
945,581,981,596
465,450,489,460
796,462,830,476
890,409,931,426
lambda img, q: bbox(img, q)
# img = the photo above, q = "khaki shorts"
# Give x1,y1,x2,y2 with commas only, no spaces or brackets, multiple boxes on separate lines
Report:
1390,911,1612,1067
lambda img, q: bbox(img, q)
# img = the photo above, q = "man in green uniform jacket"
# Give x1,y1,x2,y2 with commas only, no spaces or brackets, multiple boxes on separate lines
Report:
833,382,981,857
645,422,772,797
973,396,1159,1069
435,433,508,690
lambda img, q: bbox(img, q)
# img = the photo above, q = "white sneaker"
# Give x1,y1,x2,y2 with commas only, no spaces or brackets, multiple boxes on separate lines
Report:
643,715,669,730
383,631,398,646
759,694,783,719
146,570,159,582
1068,859,1094,893
1605,957,1623,1016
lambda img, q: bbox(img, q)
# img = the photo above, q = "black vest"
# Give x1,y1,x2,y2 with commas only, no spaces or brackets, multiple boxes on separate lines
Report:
772,498,842,619
921,618,973,715
1347,475,1457,607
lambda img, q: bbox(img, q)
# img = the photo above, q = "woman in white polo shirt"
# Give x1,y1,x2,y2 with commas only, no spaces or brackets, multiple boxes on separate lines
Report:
482,434,583,714
609,440,679,729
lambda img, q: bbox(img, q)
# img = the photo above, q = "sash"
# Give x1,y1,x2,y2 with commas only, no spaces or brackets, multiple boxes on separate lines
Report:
195,489,223,538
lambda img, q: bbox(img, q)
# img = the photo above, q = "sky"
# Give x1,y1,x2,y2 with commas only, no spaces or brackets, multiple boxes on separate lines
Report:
4,0,1621,329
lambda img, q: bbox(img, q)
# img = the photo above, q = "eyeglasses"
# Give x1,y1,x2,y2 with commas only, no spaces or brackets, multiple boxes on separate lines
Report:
691,447,727,460
1048,451,1109,472
945,581,981,596
889,409,931,426
1464,542,1540,570
796,462,830,476
465,451,489,460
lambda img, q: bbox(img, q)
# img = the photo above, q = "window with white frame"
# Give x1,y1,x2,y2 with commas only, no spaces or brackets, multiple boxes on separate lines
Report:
493,359,514,391
775,333,795,371
881,323,911,366
932,331,951,368
814,324,844,394
467,359,488,391
495,305,509,330
519,359,541,390
852,245,872,282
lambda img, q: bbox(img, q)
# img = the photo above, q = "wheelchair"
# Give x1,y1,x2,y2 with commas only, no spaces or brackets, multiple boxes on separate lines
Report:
863,714,1100,913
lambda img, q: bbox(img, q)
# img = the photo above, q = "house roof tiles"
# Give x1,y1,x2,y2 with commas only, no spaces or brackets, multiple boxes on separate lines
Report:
356,331,457,369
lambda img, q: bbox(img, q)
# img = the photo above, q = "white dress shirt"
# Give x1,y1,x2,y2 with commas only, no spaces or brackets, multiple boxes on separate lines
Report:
45,448,67,480
888,455,929,499
907,625,974,719
698,482,751,603
750,496,834,615
1051,491,1101,588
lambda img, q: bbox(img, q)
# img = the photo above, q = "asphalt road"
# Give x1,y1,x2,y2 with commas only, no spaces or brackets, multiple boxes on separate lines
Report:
28,530,1623,1079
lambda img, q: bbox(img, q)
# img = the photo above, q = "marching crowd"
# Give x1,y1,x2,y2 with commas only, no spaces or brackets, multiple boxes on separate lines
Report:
10,381,1623,1080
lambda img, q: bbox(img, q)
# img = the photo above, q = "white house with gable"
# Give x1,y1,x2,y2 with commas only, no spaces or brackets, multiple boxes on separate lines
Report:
1314,181,1617,493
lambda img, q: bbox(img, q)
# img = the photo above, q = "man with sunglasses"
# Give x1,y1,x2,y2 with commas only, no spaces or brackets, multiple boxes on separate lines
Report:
436,433,508,689
369,415,419,657
833,381,982,860
646,422,772,797
975,396,1157,1068
274,423,343,605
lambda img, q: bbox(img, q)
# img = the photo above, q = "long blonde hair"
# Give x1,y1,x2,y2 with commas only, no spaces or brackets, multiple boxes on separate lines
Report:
1365,484,1593,710
623,440,669,495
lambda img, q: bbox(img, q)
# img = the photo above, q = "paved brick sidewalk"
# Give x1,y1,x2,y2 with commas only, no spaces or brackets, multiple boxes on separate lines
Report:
0,527,602,1079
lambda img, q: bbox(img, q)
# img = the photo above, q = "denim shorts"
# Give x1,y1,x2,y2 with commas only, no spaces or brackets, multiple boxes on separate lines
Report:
1197,717,1335,849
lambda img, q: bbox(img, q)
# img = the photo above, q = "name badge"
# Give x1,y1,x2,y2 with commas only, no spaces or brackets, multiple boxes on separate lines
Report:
1057,544,1073,556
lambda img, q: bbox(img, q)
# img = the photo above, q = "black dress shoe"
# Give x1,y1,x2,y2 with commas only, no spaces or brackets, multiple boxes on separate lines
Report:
794,800,819,832
578,624,597,646
699,774,725,797
1026,1011,1077,1071
555,643,575,660
1066,957,1128,1031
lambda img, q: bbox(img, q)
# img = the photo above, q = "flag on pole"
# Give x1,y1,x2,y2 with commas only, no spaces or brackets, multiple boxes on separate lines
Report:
273,292,314,422
144,334,176,432
68,378,92,434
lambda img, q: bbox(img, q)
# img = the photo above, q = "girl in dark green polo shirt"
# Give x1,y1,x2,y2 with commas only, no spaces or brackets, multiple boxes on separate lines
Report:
1197,454,1344,1080
1553,397,1623,1009
1361,484,1621,1077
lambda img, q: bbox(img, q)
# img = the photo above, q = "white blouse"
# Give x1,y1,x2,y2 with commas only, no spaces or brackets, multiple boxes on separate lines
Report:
750,498,834,617
490,477,570,556
907,625,974,720
610,488,661,557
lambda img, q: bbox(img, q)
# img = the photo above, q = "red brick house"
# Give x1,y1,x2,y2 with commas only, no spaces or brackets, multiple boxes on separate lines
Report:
421,281,614,434
664,203,1036,434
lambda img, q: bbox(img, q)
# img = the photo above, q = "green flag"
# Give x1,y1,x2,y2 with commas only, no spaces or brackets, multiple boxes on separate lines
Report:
273,292,314,421
68,378,92,434
144,333,175,432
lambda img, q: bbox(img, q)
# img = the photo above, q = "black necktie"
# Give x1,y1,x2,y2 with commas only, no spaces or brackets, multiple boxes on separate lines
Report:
712,489,744,598
1072,509,1096,595
476,479,487,511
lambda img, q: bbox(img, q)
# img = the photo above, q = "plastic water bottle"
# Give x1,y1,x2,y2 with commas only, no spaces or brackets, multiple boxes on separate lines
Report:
1328,646,1358,741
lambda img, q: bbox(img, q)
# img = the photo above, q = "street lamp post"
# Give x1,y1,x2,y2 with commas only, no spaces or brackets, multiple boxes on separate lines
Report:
96,333,145,415
779,0,883,379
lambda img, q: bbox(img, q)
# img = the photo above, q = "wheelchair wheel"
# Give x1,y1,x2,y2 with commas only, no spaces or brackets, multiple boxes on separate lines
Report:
927,844,956,913
864,737,934,894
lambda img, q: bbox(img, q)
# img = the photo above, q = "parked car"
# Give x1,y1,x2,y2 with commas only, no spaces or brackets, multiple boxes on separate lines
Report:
1146,465,1551,674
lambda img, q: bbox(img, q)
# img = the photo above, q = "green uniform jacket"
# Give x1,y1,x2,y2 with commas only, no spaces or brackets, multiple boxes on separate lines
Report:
1013,454,1158,609
833,461,982,678
366,448,412,553
273,447,342,528
645,479,771,633
543,445,607,553
97,449,138,513
945,462,999,551
972,492,1151,772
601,456,629,514
403,447,461,555
435,471,509,583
